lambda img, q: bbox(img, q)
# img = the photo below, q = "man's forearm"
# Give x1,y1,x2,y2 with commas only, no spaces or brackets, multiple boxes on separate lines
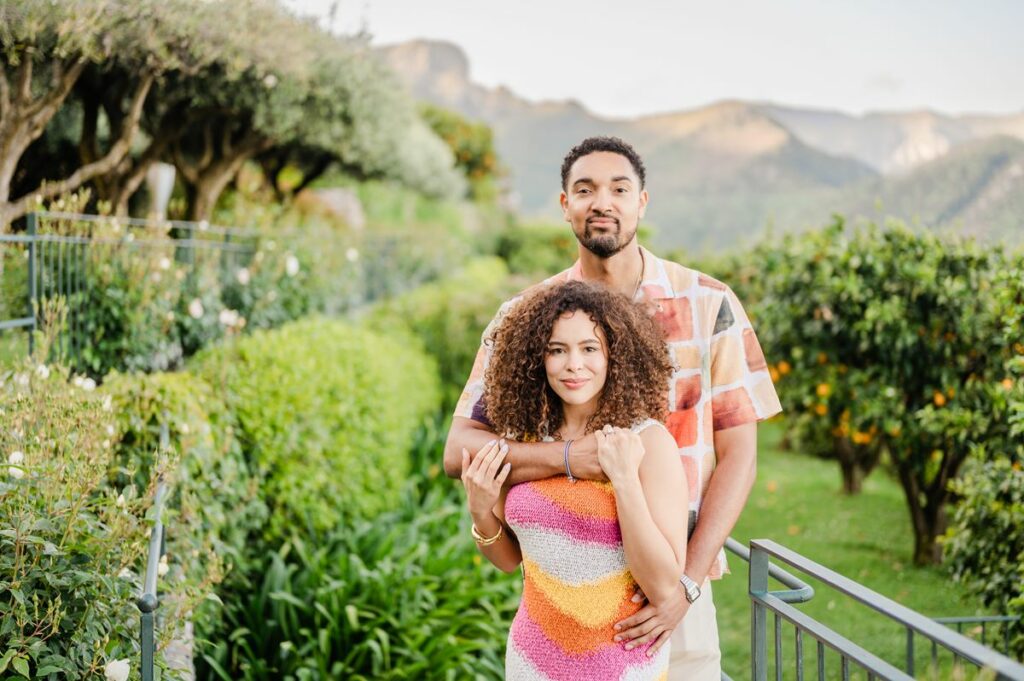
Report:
444,417,562,482
684,443,756,583
444,418,603,483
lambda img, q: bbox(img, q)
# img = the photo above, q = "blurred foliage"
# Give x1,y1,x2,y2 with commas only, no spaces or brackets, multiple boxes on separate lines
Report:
366,257,523,411
723,217,1024,564
190,317,441,540
420,104,501,201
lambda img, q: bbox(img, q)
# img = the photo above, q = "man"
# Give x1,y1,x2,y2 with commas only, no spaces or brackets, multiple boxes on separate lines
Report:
444,136,782,680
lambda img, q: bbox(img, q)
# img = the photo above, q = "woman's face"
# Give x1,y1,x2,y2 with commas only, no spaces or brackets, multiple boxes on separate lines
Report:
545,309,609,413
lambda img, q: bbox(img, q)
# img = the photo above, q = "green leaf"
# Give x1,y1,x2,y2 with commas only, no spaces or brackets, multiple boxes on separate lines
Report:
0,650,16,674
12,656,30,678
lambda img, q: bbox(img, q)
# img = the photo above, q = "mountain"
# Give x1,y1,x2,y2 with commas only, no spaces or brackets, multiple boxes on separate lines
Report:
379,40,1024,252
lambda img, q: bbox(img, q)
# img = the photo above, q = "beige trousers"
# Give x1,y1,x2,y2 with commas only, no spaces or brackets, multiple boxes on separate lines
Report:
668,582,721,681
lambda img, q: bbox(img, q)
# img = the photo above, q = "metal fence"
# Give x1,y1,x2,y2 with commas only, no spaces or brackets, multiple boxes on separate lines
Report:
0,211,457,371
747,539,1024,680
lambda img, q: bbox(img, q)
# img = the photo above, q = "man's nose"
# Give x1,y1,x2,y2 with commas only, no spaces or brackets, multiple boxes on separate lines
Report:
591,188,614,213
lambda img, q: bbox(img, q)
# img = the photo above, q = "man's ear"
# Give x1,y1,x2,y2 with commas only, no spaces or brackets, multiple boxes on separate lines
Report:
638,189,649,219
560,190,570,221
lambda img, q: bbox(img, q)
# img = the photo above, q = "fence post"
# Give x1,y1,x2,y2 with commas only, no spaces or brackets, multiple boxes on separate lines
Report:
26,212,37,356
751,543,770,681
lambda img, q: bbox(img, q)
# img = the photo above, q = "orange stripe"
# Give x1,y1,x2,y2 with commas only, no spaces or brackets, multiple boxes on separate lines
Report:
521,568,640,655
529,478,618,520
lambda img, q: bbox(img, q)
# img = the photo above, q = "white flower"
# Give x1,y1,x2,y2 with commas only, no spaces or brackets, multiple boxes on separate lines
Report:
82,377,96,392
116,493,125,507
188,299,204,319
157,555,169,577
345,247,359,263
151,271,162,283
35,364,50,380
179,422,190,435
265,240,277,251
118,567,133,579
165,311,175,323
15,372,29,387
6,451,24,479
104,658,131,681
218,309,239,327
72,375,84,388
102,439,110,449
236,267,251,285
158,256,171,271
263,73,278,89
198,220,209,232
102,395,113,412
285,254,300,277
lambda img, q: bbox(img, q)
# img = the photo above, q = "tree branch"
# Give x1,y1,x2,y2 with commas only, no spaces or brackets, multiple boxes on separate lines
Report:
0,64,10,126
4,71,155,222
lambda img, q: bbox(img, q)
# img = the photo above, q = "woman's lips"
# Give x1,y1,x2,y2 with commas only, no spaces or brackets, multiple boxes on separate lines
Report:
561,378,589,390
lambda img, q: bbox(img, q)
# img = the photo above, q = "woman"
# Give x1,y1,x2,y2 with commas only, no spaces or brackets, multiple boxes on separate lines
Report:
460,280,688,680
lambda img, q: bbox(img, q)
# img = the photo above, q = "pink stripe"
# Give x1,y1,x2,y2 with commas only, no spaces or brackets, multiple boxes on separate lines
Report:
506,484,621,546
509,604,658,680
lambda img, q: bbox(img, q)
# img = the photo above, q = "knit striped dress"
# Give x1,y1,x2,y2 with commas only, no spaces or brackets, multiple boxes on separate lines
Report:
503,421,670,680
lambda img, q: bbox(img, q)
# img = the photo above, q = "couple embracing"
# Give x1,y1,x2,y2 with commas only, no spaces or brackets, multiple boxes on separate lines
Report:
443,137,782,680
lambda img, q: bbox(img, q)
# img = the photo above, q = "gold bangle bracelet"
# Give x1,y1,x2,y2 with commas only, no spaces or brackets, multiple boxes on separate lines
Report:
471,522,504,546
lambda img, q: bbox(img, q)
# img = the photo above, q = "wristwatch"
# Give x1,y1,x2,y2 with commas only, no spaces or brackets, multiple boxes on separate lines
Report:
679,574,702,604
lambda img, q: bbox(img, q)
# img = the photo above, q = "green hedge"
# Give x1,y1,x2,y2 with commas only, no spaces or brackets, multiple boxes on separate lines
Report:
191,317,441,539
366,257,522,410
102,371,267,574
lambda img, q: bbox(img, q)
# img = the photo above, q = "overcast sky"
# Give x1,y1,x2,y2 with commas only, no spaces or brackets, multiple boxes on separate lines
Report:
285,0,1024,119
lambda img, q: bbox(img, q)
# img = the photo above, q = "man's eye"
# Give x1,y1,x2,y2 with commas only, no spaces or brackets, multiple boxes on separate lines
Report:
616,187,629,193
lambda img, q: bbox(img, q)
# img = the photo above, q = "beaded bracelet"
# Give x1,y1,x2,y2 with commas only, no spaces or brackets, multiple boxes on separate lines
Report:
564,439,576,483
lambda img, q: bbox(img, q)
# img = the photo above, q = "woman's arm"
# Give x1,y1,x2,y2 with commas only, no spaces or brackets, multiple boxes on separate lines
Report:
462,442,523,573
601,425,688,604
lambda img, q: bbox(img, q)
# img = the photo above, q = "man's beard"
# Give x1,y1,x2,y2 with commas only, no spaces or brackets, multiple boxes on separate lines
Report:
576,221,636,258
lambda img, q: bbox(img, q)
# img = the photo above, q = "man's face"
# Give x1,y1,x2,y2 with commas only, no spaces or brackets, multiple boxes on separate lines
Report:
560,151,648,258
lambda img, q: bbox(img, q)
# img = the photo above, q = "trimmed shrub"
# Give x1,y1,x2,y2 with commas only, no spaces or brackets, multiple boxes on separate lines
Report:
191,317,441,539
366,257,522,409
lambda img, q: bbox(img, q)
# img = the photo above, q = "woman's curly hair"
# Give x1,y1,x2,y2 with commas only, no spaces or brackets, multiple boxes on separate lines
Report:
484,280,673,440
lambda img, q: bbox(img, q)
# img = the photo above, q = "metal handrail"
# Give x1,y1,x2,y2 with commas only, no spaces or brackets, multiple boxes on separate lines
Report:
137,420,170,681
749,539,1024,680
725,536,815,603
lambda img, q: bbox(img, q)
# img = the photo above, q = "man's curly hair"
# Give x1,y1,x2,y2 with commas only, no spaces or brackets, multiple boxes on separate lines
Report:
561,136,647,191
484,280,672,440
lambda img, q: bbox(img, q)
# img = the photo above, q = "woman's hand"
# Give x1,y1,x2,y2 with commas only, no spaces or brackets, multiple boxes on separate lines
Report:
461,439,511,518
595,425,645,485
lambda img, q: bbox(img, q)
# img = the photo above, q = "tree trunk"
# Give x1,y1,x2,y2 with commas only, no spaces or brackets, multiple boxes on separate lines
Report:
176,123,272,222
834,436,863,495
896,464,947,565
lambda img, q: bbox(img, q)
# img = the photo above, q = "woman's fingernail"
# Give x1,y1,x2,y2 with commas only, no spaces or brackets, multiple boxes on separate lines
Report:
613,636,620,642
624,644,633,650
613,624,621,631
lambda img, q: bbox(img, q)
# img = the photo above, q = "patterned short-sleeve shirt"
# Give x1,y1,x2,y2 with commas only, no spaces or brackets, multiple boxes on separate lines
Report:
453,246,783,579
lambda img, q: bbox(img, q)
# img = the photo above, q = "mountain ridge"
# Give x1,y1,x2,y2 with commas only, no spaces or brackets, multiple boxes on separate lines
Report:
379,39,1023,251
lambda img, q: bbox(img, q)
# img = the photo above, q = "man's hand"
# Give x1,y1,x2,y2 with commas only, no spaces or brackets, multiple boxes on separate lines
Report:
613,586,689,656
566,433,608,482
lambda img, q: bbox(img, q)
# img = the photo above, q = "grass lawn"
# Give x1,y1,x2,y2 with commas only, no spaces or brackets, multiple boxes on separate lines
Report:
713,419,1001,679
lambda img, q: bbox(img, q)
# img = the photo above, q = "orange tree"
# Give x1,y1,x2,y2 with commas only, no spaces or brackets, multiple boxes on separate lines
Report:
749,218,1022,564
